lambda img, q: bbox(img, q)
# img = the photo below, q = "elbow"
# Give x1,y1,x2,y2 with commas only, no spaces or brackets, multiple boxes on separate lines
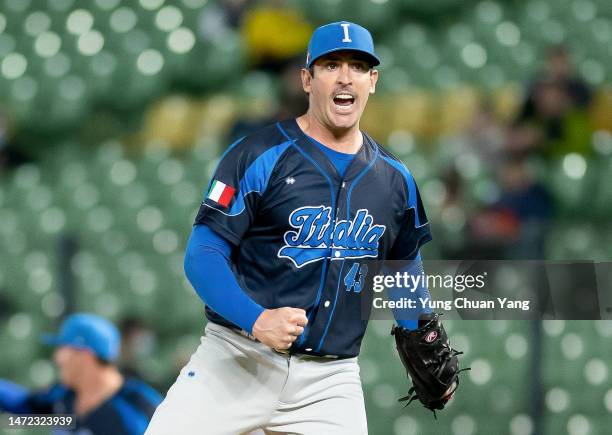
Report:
184,241,209,305
183,238,218,288
183,241,197,282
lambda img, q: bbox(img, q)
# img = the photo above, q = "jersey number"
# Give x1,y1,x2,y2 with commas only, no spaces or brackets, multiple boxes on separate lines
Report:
344,262,368,293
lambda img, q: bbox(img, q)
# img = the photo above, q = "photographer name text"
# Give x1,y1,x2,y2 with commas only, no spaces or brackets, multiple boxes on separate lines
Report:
372,297,530,311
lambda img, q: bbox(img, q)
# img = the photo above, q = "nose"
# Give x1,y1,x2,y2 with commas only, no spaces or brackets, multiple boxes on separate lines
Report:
53,348,62,364
336,62,352,85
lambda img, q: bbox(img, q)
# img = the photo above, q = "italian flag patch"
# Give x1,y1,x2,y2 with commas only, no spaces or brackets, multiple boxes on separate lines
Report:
207,180,236,208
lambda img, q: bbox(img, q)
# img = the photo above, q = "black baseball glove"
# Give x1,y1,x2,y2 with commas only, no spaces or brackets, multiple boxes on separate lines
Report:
391,313,469,417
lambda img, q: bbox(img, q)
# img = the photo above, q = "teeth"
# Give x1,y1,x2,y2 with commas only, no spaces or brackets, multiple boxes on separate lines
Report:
335,94,354,100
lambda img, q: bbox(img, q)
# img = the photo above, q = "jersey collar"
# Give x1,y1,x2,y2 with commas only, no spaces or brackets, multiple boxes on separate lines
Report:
281,118,378,183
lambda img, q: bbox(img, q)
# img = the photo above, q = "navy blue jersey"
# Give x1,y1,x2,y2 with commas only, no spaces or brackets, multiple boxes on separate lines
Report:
22,379,161,435
195,118,432,357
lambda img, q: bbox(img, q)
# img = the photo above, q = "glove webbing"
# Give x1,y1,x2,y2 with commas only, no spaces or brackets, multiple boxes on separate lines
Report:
399,346,471,419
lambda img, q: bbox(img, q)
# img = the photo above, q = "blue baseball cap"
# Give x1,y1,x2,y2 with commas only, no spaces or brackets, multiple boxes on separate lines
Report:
306,21,380,68
42,313,121,362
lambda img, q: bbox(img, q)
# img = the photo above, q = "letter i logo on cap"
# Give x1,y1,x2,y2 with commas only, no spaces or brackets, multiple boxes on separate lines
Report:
341,23,351,42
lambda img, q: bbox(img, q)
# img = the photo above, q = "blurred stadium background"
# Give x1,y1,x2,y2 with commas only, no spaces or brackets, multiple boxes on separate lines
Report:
1,0,611,434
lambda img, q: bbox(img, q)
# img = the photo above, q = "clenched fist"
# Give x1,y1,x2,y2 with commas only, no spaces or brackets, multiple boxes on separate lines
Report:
252,308,308,350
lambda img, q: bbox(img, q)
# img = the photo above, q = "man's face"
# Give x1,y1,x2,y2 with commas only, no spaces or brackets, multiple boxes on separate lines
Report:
301,51,378,132
54,346,91,387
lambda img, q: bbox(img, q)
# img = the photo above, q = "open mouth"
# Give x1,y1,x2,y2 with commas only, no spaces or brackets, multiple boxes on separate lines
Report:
333,93,355,110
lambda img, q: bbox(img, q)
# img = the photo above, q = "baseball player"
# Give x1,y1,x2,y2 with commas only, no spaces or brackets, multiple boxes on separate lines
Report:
146,21,463,435
0,313,162,434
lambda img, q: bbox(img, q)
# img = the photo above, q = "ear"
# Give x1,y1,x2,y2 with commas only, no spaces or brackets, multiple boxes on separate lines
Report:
369,69,379,94
301,68,312,93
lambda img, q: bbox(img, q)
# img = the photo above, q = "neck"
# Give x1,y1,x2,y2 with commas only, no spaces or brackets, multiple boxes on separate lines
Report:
74,366,123,411
296,112,362,154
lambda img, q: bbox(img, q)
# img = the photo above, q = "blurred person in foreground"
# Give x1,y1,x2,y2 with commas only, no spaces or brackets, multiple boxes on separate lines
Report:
0,313,162,434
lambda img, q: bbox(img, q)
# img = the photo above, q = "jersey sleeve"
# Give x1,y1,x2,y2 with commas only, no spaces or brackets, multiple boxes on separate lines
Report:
388,172,432,260
193,137,289,246
0,379,31,413
14,383,67,414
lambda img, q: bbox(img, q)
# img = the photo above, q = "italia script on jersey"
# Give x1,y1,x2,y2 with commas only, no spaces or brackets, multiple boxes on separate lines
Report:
278,206,386,268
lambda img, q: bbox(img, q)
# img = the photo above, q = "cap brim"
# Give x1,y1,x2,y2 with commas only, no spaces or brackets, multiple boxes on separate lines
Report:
41,335,102,356
41,333,63,346
307,47,380,68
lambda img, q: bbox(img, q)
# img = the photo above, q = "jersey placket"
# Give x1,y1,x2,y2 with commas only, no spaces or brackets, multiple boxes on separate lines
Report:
306,179,347,353
279,121,375,355
308,142,379,354
314,180,349,353
297,142,373,354
294,177,344,352
291,138,350,352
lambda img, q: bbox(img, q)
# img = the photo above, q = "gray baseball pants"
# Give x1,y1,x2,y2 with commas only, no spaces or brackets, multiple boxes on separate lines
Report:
145,322,368,435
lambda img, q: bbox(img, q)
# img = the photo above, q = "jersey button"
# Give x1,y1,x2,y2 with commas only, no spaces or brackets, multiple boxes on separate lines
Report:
334,251,340,258
342,182,346,188
324,300,330,307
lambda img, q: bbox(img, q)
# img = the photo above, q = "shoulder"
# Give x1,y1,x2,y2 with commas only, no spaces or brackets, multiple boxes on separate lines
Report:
27,383,71,410
35,383,70,401
368,136,416,184
223,121,295,164
367,136,426,210
119,378,162,407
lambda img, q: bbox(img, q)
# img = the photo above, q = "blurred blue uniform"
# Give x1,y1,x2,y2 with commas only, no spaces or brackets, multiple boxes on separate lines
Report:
0,378,161,435
1,314,162,434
